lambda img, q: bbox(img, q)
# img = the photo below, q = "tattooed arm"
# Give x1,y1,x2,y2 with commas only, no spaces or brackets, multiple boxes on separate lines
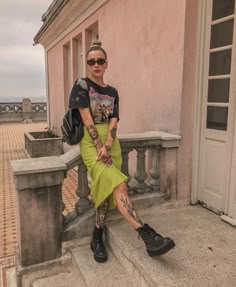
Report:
96,118,117,166
79,108,103,150
105,118,118,152
79,108,111,166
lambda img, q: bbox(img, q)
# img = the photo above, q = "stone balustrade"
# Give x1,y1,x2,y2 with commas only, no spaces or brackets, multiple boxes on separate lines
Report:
0,98,47,122
119,131,180,194
11,130,180,268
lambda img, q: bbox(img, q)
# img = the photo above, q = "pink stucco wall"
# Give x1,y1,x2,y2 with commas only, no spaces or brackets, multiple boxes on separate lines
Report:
47,47,65,133
47,0,187,135
101,0,186,135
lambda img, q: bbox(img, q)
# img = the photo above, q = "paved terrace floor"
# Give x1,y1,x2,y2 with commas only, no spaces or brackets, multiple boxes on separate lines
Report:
0,122,78,287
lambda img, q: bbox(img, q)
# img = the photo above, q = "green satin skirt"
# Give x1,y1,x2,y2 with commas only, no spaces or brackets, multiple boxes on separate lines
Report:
80,123,128,209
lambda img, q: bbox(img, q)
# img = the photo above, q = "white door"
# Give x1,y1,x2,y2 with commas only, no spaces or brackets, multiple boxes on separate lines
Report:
198,0,236,215
228,123,236,221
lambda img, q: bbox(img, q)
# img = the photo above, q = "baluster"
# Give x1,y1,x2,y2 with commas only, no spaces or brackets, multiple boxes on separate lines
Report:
134,147,151,193
149,147,160,192
121,147,134,194
75,159,93,215
62,201,66,225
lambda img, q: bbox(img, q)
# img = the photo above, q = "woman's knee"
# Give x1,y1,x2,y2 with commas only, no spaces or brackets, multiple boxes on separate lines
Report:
113,182,127,197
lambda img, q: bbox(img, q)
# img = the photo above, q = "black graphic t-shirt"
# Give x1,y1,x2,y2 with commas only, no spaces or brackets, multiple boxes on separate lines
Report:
69,77,119,124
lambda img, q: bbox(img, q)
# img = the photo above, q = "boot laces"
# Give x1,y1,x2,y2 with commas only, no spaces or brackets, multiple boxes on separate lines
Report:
138,224,162,239
94,226,104,241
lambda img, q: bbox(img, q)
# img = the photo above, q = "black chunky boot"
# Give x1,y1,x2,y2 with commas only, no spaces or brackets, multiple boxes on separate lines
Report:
90,226,108,263
136,224,175,257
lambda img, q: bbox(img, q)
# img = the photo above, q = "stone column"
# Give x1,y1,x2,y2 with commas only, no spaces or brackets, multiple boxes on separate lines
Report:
159,147,178,199
149,147,160,192
75,159,93,214
134,147,151,193
11,157,67,267
22,98,32,122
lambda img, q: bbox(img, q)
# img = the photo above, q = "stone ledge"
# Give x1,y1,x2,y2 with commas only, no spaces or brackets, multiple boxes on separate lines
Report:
10,157,66,176
119,130,181,148
119,130,180,141
59,146,81,170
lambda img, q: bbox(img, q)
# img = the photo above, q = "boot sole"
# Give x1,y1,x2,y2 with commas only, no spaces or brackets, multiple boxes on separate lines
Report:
90,242,108,263
147,239,175,257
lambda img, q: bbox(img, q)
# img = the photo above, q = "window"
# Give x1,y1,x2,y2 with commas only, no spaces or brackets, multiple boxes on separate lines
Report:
206,0,235,131
72,34,83,79
85,21,99,75
85,22,99,49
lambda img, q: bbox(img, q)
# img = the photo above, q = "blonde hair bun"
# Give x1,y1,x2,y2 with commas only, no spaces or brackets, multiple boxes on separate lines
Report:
87,41,107,59
91,41,102,47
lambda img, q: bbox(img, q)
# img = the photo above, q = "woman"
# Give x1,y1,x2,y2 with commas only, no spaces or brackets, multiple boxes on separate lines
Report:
69,42,175,263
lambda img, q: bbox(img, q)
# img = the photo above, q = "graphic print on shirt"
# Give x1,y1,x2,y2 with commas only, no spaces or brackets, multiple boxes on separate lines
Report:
89,86,115,123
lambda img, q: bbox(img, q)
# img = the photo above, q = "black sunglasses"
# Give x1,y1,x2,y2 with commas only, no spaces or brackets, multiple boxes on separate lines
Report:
87,58,106,66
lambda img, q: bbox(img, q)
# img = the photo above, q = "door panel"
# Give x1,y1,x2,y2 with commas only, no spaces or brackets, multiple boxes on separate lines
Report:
203,140,226,192
200,139,226,211
199,139,229,213
229,146,236,219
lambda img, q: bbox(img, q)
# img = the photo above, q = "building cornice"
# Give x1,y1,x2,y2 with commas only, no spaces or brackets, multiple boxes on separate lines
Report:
34,0,69,44
34,0,108,49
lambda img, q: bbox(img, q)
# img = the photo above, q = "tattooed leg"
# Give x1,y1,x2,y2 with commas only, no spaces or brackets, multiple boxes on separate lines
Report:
119,196,143,226
113,182,143,229
96,199,109,228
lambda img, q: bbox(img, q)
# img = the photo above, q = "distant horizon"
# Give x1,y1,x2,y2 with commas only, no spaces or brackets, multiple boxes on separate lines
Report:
0,1,52,104
0,96,47,103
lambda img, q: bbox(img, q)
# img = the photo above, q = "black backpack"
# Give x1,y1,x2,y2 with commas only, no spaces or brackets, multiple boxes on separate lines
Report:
61,78,88,145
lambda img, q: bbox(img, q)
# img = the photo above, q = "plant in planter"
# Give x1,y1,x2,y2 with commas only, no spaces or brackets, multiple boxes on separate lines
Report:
47,129,58,138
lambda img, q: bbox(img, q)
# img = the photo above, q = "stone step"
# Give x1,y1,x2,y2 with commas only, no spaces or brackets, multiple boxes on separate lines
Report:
107,219,159,287
71,242,137,287
107,206,197,287
106,218,180,287
106,205,180,287
32,265,86,287
106,204,236,287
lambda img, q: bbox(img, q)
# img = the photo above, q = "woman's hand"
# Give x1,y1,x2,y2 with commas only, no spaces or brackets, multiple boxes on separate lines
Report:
103,156,113,167
96,145,109,160
96,146,113,167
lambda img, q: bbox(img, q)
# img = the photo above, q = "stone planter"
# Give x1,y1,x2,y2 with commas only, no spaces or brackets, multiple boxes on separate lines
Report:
25,131,63,158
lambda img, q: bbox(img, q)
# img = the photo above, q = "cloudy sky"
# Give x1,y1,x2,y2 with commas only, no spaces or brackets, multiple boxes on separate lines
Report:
0,0,52,102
